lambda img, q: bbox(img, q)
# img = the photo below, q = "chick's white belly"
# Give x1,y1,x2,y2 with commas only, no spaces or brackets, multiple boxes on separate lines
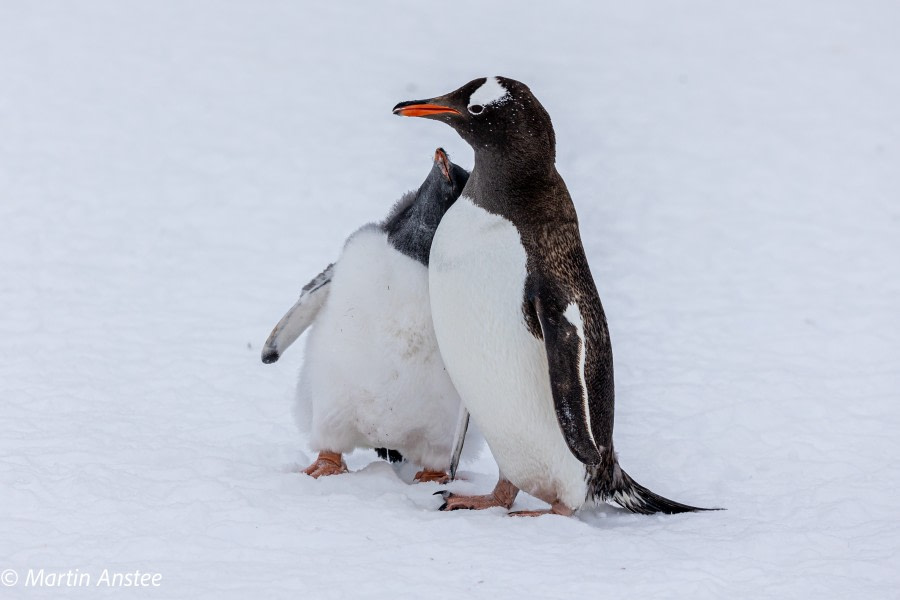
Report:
429,198,587,508
295,226,461,470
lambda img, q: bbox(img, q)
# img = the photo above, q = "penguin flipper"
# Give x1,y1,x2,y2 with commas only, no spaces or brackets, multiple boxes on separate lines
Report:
448,404,470,480
261,263,334,364
533,291,612,466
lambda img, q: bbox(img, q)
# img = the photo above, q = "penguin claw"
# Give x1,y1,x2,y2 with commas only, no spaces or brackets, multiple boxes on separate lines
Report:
434,490,456,511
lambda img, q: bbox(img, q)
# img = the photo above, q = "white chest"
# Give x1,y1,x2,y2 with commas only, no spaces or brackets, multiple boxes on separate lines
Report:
428,198,588,508
296,226,463,469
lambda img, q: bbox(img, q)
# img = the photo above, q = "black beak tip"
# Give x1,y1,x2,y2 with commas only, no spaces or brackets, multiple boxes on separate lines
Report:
392,100,414,115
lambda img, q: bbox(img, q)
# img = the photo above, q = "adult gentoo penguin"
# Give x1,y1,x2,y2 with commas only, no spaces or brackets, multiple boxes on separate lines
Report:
261,149,473,482
394,78,714,516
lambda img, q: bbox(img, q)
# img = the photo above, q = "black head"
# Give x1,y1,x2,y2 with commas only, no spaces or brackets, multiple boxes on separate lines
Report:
422,146,469,212
393,77,555,161
382,148,470,265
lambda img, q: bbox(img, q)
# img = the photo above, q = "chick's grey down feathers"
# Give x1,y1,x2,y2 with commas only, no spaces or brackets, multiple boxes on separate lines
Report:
261,149,468,365
382,153,469,266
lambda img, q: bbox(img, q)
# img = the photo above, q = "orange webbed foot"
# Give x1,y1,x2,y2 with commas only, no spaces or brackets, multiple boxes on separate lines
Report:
302,452,348,478
435,479,519,511
414,469,450,484
509,502,573,517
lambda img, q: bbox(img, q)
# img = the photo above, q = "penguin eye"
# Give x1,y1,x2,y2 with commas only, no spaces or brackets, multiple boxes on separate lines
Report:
468,104,484,115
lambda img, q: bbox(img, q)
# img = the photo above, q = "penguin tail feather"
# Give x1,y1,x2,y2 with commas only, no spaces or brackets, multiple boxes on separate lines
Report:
590,452,721,515
608,469,720,514
375,448,404,463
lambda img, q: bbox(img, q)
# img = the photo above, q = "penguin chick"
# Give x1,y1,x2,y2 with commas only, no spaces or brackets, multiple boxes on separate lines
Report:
262,149,474,482
395,78,718,515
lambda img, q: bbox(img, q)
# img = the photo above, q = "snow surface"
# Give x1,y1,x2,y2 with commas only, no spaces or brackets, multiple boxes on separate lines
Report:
2,1,899,598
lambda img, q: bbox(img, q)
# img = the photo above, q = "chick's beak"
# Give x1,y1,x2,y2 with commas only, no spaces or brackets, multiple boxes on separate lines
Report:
434,147,452,182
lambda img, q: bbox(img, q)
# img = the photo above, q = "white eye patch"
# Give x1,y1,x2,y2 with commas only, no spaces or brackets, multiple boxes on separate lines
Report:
468,77,510,114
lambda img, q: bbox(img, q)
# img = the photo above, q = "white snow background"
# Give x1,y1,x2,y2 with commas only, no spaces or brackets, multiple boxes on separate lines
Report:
2,1,899,598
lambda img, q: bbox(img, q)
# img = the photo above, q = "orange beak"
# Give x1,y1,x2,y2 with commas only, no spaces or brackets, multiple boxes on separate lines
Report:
392,101,460,117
